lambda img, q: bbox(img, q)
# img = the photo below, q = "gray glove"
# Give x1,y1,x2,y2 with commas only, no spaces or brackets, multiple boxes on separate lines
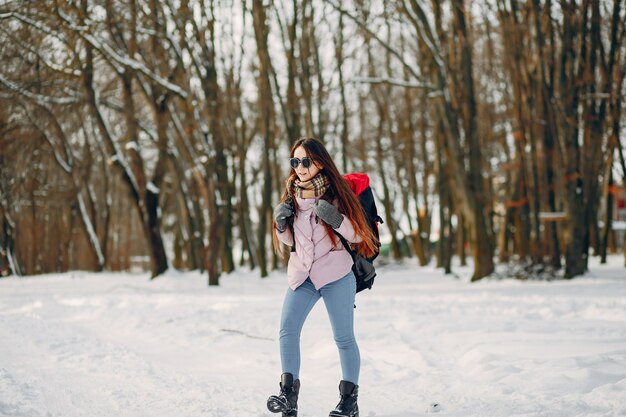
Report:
314,200,343,229
274,202,294,232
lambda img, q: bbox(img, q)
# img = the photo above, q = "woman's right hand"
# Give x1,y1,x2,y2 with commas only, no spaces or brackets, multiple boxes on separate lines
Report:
273,201,294,232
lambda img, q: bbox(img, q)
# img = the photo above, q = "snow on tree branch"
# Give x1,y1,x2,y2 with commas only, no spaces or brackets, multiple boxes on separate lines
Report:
52,9,189,100
0,12,70,46
348,76,436,90
0,75,81,105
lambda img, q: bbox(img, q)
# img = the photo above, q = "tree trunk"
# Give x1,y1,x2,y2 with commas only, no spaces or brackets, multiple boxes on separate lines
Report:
408,0,495,280
458,214,467,266
298,0,315,137
285,0,301,144
600,150,614,264
334,12,349,172
252,0,275,278
435,126,448,271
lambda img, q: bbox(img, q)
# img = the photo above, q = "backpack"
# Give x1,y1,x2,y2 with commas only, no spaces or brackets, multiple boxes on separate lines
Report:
337,173,384,293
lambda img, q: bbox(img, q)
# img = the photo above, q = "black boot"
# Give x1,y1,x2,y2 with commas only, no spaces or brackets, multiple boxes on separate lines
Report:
267,373,300,417
329,380,359,417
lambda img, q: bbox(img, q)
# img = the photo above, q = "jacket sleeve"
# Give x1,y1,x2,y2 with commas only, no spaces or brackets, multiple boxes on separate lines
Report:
275,226,295,246
334,215,363,243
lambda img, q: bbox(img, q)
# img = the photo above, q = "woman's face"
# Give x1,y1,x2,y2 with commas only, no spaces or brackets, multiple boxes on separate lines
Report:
292,146,323,181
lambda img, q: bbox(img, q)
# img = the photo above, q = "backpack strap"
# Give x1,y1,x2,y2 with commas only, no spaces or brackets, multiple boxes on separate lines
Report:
333,230,356,262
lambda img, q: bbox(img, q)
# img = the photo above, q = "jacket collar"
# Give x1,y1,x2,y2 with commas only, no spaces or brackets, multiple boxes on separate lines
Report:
296,196,319,210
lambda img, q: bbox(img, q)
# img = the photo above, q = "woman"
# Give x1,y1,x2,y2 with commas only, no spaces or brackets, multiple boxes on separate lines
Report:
266,137,378,417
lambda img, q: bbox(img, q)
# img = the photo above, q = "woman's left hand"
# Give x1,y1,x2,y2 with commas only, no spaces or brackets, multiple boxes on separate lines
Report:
314,200,343,229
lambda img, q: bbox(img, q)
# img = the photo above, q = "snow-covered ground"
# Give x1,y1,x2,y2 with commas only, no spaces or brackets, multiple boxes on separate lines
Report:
1,256,625,417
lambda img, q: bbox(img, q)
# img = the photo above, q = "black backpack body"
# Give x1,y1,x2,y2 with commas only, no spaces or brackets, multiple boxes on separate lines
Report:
338,173,383,293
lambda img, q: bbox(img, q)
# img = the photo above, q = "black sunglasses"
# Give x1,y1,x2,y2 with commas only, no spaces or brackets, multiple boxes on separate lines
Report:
289,157,314,169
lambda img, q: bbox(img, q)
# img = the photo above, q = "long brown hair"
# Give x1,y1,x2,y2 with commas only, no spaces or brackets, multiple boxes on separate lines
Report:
272,137,379,258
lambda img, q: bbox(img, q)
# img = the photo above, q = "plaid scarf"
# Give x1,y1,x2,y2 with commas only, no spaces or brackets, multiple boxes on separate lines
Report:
291,172,330,199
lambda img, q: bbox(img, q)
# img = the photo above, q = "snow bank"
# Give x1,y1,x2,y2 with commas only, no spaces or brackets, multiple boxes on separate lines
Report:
1,257,625,417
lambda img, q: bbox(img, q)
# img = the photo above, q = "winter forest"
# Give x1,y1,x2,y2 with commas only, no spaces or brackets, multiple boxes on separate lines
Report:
1,0,626,282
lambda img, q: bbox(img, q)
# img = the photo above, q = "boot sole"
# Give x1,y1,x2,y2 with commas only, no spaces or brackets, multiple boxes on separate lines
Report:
329,412,358,417
267,396,297,416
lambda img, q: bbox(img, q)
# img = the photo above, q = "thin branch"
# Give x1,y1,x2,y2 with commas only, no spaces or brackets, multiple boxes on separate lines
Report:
0,11,70,46
0,75,81,105
348,76,436,89
404,0,446,72
323,0,428,85
53,8,189,100
0,26,81,78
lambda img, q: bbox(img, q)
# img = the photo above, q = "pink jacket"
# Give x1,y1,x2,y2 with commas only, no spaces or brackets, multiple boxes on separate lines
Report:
276,196,362,290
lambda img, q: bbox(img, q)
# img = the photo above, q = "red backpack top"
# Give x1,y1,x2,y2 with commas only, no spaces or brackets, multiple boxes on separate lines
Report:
343,173,383,259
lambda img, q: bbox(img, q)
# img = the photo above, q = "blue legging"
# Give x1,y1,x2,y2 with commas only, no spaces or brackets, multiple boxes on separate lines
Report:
279,271,360,384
